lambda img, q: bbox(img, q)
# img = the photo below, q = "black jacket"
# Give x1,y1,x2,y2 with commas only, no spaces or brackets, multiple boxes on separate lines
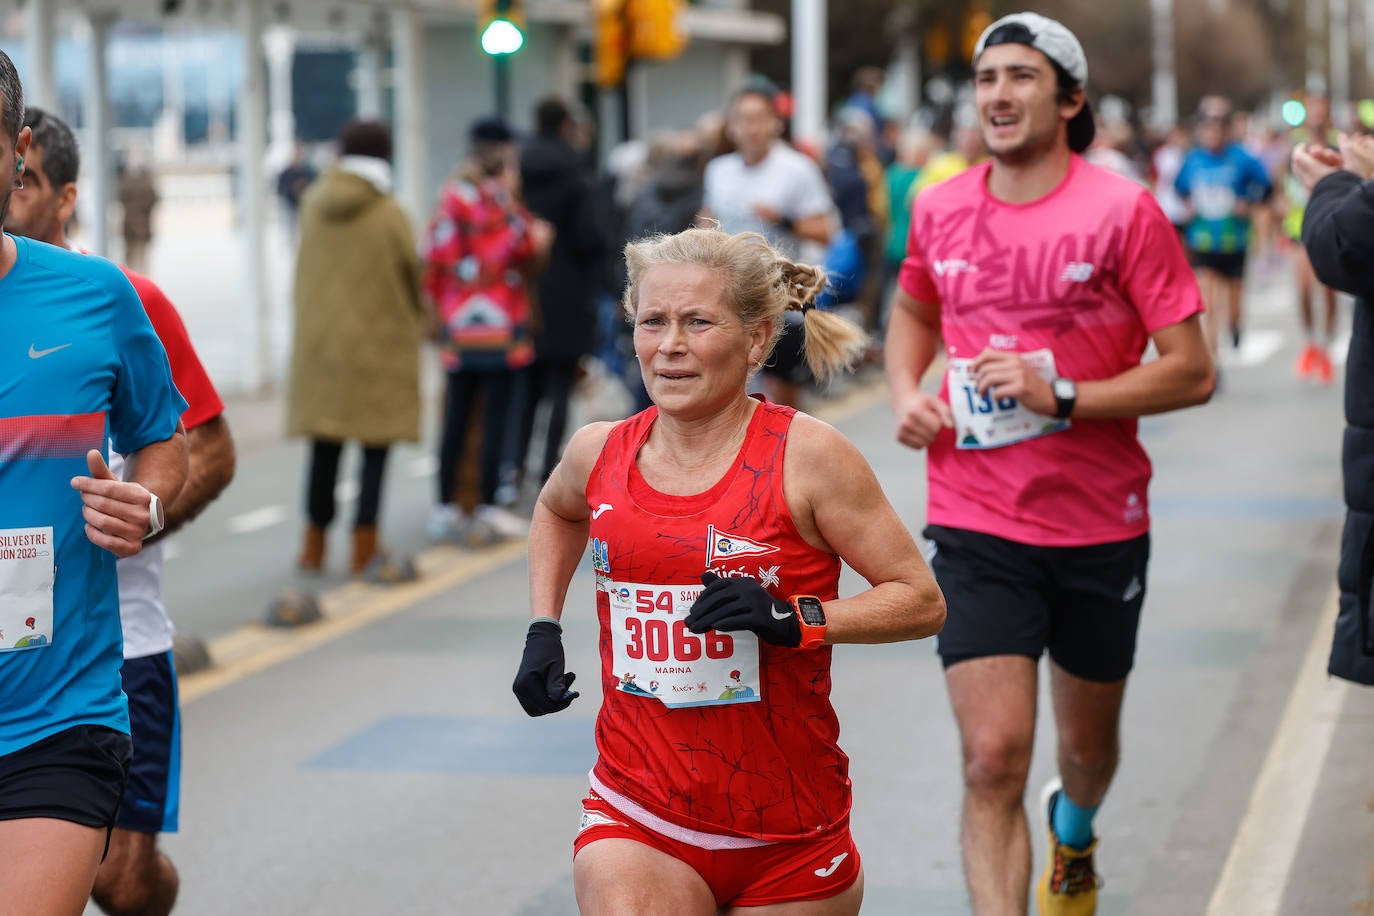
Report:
520,134,607,363
1302,170,1374,685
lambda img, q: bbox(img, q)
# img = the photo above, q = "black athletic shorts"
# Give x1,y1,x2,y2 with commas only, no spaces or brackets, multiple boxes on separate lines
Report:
760,313,812,387
1191,249,1247,280
924,525,1151,682
0,724,132,852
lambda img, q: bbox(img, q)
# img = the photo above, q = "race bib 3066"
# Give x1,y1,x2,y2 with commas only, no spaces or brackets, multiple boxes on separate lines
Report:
606,580,761,708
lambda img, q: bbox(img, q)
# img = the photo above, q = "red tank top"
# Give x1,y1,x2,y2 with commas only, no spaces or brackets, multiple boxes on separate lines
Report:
586,398,849,841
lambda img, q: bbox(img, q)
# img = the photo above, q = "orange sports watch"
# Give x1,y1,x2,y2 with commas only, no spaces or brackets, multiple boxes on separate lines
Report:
789,595,828,649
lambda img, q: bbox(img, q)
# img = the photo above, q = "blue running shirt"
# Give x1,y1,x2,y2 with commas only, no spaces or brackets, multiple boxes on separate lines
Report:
1175,143,1272,254
0,236,186,756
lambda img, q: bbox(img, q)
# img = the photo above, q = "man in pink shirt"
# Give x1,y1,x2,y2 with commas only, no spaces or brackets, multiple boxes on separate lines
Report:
885,13,1214,916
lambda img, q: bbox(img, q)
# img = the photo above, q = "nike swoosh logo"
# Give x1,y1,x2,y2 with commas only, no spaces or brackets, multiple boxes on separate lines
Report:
28,343,72,359
815,852,849,878
591,504,614,519
771,606,793,620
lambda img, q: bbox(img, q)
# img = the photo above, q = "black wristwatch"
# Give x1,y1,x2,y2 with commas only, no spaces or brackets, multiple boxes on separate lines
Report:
1051,377,1077,420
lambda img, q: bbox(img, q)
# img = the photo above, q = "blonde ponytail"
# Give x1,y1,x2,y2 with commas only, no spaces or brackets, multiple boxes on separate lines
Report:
778,260,870,382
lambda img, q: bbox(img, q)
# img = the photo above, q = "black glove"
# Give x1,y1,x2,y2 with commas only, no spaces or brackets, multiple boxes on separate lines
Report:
684,572,801,648
513,619,579,716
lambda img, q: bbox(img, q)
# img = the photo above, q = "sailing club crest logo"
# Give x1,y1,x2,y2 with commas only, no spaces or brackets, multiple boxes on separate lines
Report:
705,525,779,567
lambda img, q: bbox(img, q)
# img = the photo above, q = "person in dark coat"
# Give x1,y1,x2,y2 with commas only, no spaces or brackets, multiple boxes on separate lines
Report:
1293,136,1374,685
514,97,607,491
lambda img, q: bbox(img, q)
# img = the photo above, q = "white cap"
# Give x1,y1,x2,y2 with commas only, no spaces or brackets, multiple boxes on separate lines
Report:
973,12,1088,87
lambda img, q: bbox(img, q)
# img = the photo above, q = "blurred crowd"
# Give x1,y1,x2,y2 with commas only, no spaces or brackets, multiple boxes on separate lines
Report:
278,68,1357,573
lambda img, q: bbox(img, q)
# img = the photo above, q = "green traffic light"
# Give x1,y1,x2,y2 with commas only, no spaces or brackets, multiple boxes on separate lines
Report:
1281,99,1307,128
481,18,524,55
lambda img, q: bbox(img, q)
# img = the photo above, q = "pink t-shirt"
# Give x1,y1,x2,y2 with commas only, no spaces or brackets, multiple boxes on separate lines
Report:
898,155,1203,547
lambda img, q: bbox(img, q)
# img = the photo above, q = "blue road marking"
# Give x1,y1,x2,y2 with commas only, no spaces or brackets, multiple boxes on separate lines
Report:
305,715,596,776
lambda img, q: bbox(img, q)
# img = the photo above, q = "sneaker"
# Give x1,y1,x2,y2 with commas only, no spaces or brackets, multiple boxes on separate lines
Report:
426,504,468,543
1295,342,1319,379
475,504,530,539
1313,346,1335,385
1036,778,1100,916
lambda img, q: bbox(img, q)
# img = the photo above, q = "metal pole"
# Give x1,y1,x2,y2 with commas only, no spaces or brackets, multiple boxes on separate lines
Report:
356,40,384,118
391,7,429,228
237,0,270,393
1332,0,1350,124
618,63,632,143
791,0,827,146
85,11,112,258
1367,0,1374,91
264,25,297,171
1150,0,1178,129
494,55,511,118
1310,0,1329,93
27,0,56,110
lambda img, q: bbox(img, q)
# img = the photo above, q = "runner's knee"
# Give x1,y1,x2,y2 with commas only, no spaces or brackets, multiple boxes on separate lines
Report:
961,731,1033,796
92,844,178,916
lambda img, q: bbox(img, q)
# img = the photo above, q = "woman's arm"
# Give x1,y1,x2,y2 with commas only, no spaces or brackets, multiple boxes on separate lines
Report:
528,422,615,623
786,414,945,644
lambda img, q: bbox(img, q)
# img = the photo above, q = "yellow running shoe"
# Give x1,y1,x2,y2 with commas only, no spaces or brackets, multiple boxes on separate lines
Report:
1037,778,1101,916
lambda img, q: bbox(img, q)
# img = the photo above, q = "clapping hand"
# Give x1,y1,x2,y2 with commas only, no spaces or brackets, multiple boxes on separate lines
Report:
1338,132,1374,182
1291,143,1345,192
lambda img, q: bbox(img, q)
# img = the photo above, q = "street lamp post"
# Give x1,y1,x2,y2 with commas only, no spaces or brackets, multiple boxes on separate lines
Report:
1332,0,1350,125
1150,0,1178,129
1310,0,1329,92
791,0,826,146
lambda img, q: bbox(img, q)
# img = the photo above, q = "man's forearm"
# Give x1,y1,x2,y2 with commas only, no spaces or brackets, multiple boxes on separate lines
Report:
885,303,941,400
155,415,235,540
122,426,189,509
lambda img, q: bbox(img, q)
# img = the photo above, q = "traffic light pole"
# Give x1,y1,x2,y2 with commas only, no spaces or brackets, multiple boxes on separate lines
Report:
494,54,512,118
619,60,634,142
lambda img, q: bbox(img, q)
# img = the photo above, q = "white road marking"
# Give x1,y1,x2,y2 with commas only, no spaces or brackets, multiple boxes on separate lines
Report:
1218,329,1283,368
226,505,288,535
409,454,437,477
1206,588,1348,916
1332,330,1352,368
334,479,359,503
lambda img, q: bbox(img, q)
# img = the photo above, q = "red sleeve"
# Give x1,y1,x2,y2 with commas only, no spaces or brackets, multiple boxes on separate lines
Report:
122,269,225,430
1118,192,1205,333
422,189,460,303
897,194,940,302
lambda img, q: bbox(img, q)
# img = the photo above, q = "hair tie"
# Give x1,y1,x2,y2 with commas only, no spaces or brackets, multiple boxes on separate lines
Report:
800,301,814,312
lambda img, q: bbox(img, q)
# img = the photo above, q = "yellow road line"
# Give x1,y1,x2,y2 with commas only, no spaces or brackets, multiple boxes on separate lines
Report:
180,541,528,704
180,379,891,705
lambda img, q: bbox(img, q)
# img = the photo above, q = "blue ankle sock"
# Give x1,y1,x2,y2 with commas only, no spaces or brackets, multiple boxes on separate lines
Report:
1052,790,1098,850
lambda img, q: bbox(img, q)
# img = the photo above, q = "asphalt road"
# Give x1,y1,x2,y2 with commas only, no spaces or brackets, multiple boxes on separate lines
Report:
80,265,1374,916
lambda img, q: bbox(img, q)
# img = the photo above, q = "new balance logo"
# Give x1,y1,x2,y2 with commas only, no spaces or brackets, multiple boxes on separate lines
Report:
592,504,614,520
814,852,849,878
932,259,977,277
1060,262,1095,282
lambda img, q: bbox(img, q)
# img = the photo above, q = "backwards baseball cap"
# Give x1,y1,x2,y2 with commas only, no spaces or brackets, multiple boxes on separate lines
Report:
973,12,1095,153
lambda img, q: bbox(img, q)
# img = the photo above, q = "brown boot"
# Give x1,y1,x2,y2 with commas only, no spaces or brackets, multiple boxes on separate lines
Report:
297,525,326,572
351,525,379,575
